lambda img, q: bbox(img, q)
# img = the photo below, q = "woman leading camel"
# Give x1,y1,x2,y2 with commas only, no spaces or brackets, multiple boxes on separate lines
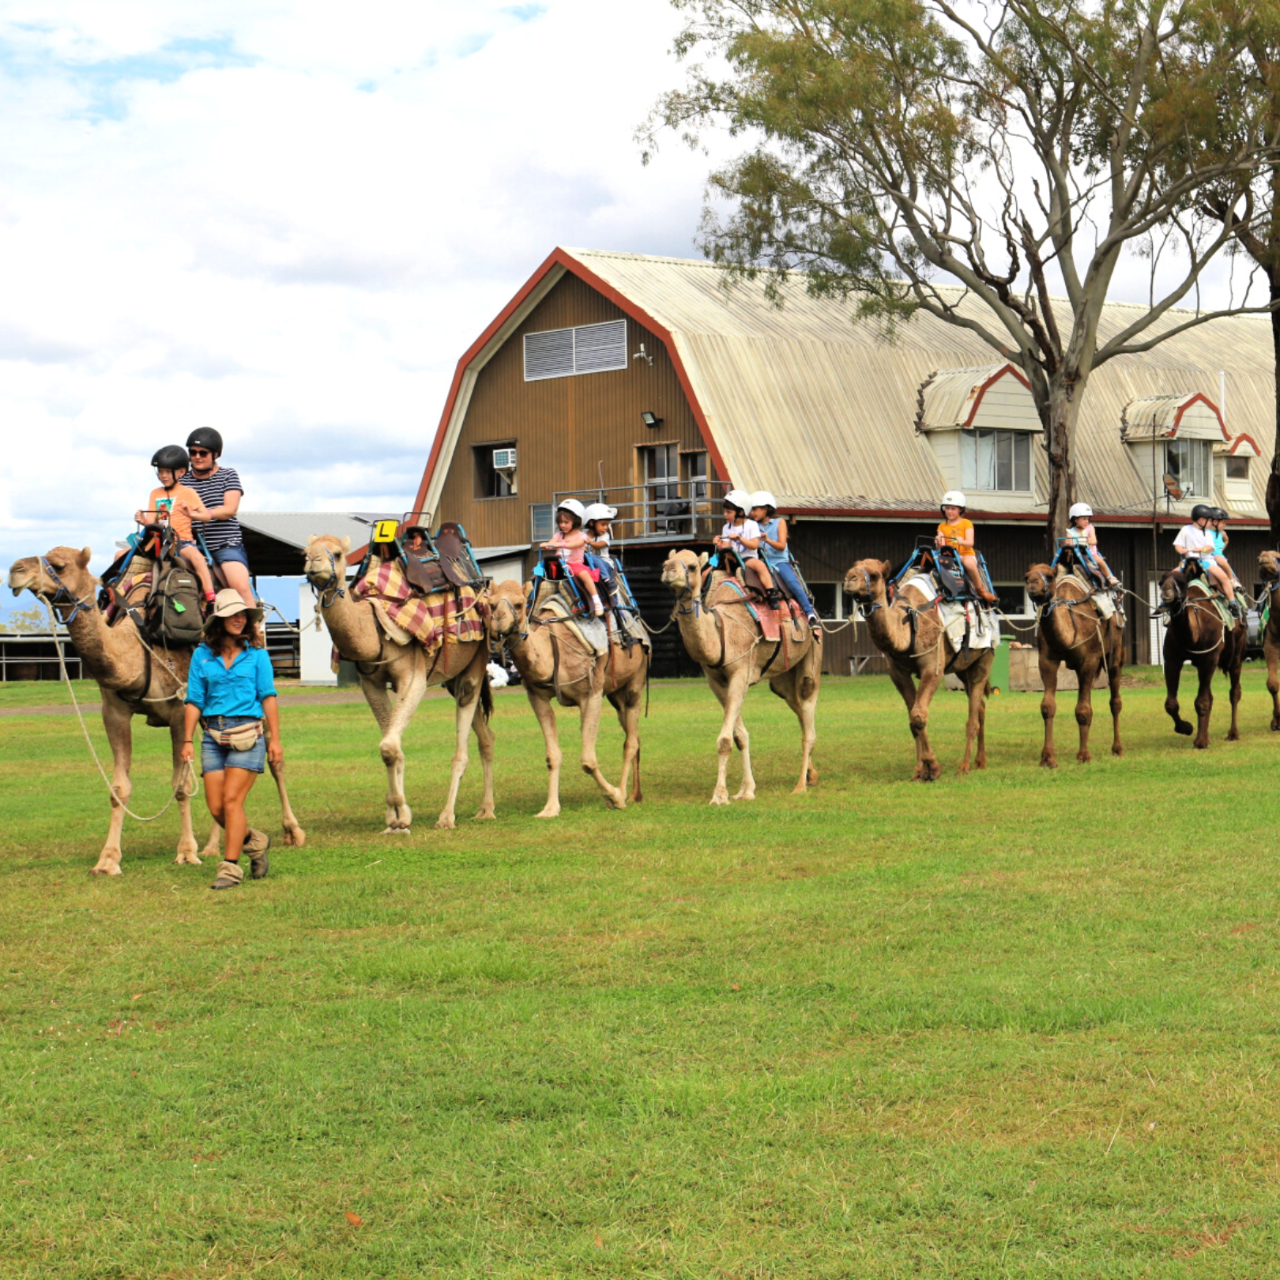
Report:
177,426,256,610
181,591,282,890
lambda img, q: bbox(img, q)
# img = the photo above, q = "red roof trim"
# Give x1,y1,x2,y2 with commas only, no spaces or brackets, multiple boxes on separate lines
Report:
412,247,733,518
1171,392,1228,439
961,363,1033,428
1228,432,1262,456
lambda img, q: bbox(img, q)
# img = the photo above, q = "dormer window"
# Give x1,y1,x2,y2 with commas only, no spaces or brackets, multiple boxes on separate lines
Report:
916,363,1040,500
1121,392,1228,508
1217,433,1263,515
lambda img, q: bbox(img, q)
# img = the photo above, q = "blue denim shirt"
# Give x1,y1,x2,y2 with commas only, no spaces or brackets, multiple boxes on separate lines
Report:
185,644,277,718
758,517,788,569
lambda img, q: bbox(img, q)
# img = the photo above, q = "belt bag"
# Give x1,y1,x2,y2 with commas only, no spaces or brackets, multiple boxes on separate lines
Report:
206,720,264,752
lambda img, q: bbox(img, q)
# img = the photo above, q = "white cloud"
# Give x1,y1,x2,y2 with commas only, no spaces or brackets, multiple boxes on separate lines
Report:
0,0,717,602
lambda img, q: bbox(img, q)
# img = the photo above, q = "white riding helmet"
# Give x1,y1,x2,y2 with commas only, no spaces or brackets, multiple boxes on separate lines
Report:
584,502,617,523
556,497,587,522
750,489,778,511
723,488,752,512
1068,502,1093,520
940,490,966,510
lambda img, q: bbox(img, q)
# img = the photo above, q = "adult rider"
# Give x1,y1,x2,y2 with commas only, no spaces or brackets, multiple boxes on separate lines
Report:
176,427,256,610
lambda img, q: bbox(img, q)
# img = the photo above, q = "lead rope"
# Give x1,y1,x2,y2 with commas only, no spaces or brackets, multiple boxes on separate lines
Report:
42,600,198,822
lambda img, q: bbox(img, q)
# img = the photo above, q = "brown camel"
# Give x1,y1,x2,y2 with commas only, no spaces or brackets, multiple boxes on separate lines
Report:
486,579,647,816
661,548,819,804
1157,563,1245,748
843,560,993,780
8,547,304,874
1024,563,1125,766
1259,551,1280,731
303,534,495,831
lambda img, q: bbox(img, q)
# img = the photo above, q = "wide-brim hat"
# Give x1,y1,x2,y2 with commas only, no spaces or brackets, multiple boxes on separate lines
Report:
204,588,263,632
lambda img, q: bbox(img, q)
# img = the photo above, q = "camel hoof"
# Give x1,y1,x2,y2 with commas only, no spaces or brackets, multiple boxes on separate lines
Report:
791,783,807,795
709,794,730,806
381,826,412,835
534,808,561,819
1226,731,1240,741
1175,722,1193,736
604,796,626,811
732,790,755,802
174,852,203,866
956,765,970,777
1271,720,1280,732
1112,746,1123,757
285,827,306,847
1039,757,1057,769
1076,753,1092,765
472,808,497,821
90,864,122,877
433,818,456,831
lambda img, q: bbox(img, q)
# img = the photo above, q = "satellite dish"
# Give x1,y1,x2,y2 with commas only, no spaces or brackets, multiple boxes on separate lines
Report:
1163,473,1183,501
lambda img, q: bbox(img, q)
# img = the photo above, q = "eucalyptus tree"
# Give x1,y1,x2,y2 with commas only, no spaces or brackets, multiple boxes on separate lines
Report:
644,0,1280,538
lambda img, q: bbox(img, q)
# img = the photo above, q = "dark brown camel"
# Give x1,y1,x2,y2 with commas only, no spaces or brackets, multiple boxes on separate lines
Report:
1025,563,1125,767
1157,563,1245,748
1258,551,1280,731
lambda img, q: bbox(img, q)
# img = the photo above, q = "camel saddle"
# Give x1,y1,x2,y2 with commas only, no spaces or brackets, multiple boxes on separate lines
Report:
434,521,485,589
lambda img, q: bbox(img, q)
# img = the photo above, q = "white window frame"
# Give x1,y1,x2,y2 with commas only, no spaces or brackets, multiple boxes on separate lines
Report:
960,427,1034,494
1165,438,1213,502
523,319,627,382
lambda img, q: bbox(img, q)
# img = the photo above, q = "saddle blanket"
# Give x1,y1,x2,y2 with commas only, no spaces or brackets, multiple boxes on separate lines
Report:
1187,581,1235,628
938,599,1000,651
353,560,485,649
539,591,650,655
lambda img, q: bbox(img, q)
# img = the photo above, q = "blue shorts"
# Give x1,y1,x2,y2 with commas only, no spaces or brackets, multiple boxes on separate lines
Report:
200,715,266,775
210,543,250,569
176,538,200,553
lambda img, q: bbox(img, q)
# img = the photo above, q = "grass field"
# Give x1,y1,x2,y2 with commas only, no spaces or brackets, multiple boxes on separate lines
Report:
3,668,1280,1278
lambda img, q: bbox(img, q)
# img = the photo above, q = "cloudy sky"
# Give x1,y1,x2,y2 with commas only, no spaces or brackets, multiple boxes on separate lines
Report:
0,0,719,612
0,0,1267,621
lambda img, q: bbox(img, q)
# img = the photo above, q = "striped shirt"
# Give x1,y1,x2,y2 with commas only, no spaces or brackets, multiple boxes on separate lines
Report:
182,466,244,550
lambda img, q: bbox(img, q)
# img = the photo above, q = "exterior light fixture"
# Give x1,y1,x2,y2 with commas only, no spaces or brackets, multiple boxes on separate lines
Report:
641,411,663,428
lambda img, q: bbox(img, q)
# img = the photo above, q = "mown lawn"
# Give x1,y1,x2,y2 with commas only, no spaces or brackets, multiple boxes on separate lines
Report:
2,669,1280,1278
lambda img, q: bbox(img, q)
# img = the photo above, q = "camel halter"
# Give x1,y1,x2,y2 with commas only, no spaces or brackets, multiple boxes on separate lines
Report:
308,548,346,608
38,557,94,623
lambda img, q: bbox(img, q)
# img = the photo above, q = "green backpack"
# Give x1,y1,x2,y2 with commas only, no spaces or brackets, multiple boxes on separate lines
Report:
148,560,205,646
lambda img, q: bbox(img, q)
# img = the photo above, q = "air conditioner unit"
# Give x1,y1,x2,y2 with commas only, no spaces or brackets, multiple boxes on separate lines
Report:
493,447,517,471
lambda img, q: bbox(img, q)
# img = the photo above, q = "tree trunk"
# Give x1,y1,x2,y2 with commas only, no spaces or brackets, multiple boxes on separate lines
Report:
1267,273,1280,542
1045,378,1082,558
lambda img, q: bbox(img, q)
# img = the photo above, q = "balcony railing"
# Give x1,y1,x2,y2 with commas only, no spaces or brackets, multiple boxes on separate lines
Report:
547,481,732,545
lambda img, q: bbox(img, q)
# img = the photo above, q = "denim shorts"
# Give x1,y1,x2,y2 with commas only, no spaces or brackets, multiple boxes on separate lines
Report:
201,715,266,775
175,538,200,553
210,542,251,569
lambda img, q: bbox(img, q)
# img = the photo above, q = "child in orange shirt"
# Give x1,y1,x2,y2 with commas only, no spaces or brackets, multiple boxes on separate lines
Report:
135,445,216,603
934,491,996,603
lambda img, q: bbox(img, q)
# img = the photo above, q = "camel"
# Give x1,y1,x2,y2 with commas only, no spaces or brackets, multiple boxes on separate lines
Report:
1157,563,1245,748
661,548,819,804
486,579,646,817
8,547,304,875
1025,562,1125,767
302,534,495,831
843,559,993,780
1259,551,1280,731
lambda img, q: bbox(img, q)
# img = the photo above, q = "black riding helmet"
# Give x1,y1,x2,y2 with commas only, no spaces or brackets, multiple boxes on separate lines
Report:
1190,503,1215,523
186,426,223,457
150,444,189,474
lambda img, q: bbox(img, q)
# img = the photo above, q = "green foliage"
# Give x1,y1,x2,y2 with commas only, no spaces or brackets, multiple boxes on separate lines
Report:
0,608,55,634
4,675,1280,1274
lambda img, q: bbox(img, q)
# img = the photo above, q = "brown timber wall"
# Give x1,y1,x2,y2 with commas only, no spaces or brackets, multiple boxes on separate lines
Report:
434,273,709,549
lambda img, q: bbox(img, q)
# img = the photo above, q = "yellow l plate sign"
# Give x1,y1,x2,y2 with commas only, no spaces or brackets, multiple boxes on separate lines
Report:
372,519,400,544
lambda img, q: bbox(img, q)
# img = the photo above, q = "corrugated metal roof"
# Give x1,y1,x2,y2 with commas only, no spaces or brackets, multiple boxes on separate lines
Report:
238,512,374,551
564,249,1275,517
916,363,1034,432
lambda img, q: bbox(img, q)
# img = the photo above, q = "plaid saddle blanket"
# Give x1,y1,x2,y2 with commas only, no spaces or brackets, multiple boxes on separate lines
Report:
352,560,485,649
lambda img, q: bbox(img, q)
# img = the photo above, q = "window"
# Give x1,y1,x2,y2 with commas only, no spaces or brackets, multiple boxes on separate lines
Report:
809,583,843,620
473,441,516,499
530,504,553,542
1227,455,1250,481
642,444,687,534
682,450,708,500
1166,438,1212,501
961,428,1032,492
523,319,627,381
993,584,1034,618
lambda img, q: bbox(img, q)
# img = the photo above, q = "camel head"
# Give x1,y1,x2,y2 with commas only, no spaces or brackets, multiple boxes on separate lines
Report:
1259,550,1280,582
661,548,701,595
843,559,891,604
303,534,351,588
1025,563,1057,605
486,580,527,639
8,546,95,605
1159,564,1189,607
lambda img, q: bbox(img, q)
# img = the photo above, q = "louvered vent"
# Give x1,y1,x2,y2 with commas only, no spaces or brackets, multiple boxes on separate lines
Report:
524,319,627,381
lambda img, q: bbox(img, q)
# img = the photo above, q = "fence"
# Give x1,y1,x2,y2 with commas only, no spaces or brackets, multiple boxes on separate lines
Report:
548,481,733,544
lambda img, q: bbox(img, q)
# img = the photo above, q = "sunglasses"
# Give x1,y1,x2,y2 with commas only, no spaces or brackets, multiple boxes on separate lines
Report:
188,449,211,457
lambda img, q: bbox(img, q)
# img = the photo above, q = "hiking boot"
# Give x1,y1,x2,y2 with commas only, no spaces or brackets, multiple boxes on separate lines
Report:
243,828,271,880
210,859,244,891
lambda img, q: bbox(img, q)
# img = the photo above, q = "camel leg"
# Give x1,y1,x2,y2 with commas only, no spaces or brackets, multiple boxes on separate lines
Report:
435,652,489,830
267,757,307,846
1267,633,1280,731
369,661,426,833
470,692,497,821
1225,647,1243,742
956,664,988,776
609,683,644,805
771,662,819,795
1164,650,1193,738
1038,652,1060,769
92,695,134,876
1073,663,1098,764
528,688,563,818
1107,635,1125,757
1191,656,1216,750
170,719,201,866
908,664,944,782
577,665,626,810
706,671,753,804
200,822,222,861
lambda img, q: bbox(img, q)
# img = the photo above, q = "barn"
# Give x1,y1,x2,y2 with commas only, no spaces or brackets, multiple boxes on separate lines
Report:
411,248,1277,672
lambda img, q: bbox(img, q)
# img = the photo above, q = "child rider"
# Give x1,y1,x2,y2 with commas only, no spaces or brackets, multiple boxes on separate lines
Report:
137,445,216,604
935,491,997,603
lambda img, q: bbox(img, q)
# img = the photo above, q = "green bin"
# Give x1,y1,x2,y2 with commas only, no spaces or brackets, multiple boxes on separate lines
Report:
988,638,1010,695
